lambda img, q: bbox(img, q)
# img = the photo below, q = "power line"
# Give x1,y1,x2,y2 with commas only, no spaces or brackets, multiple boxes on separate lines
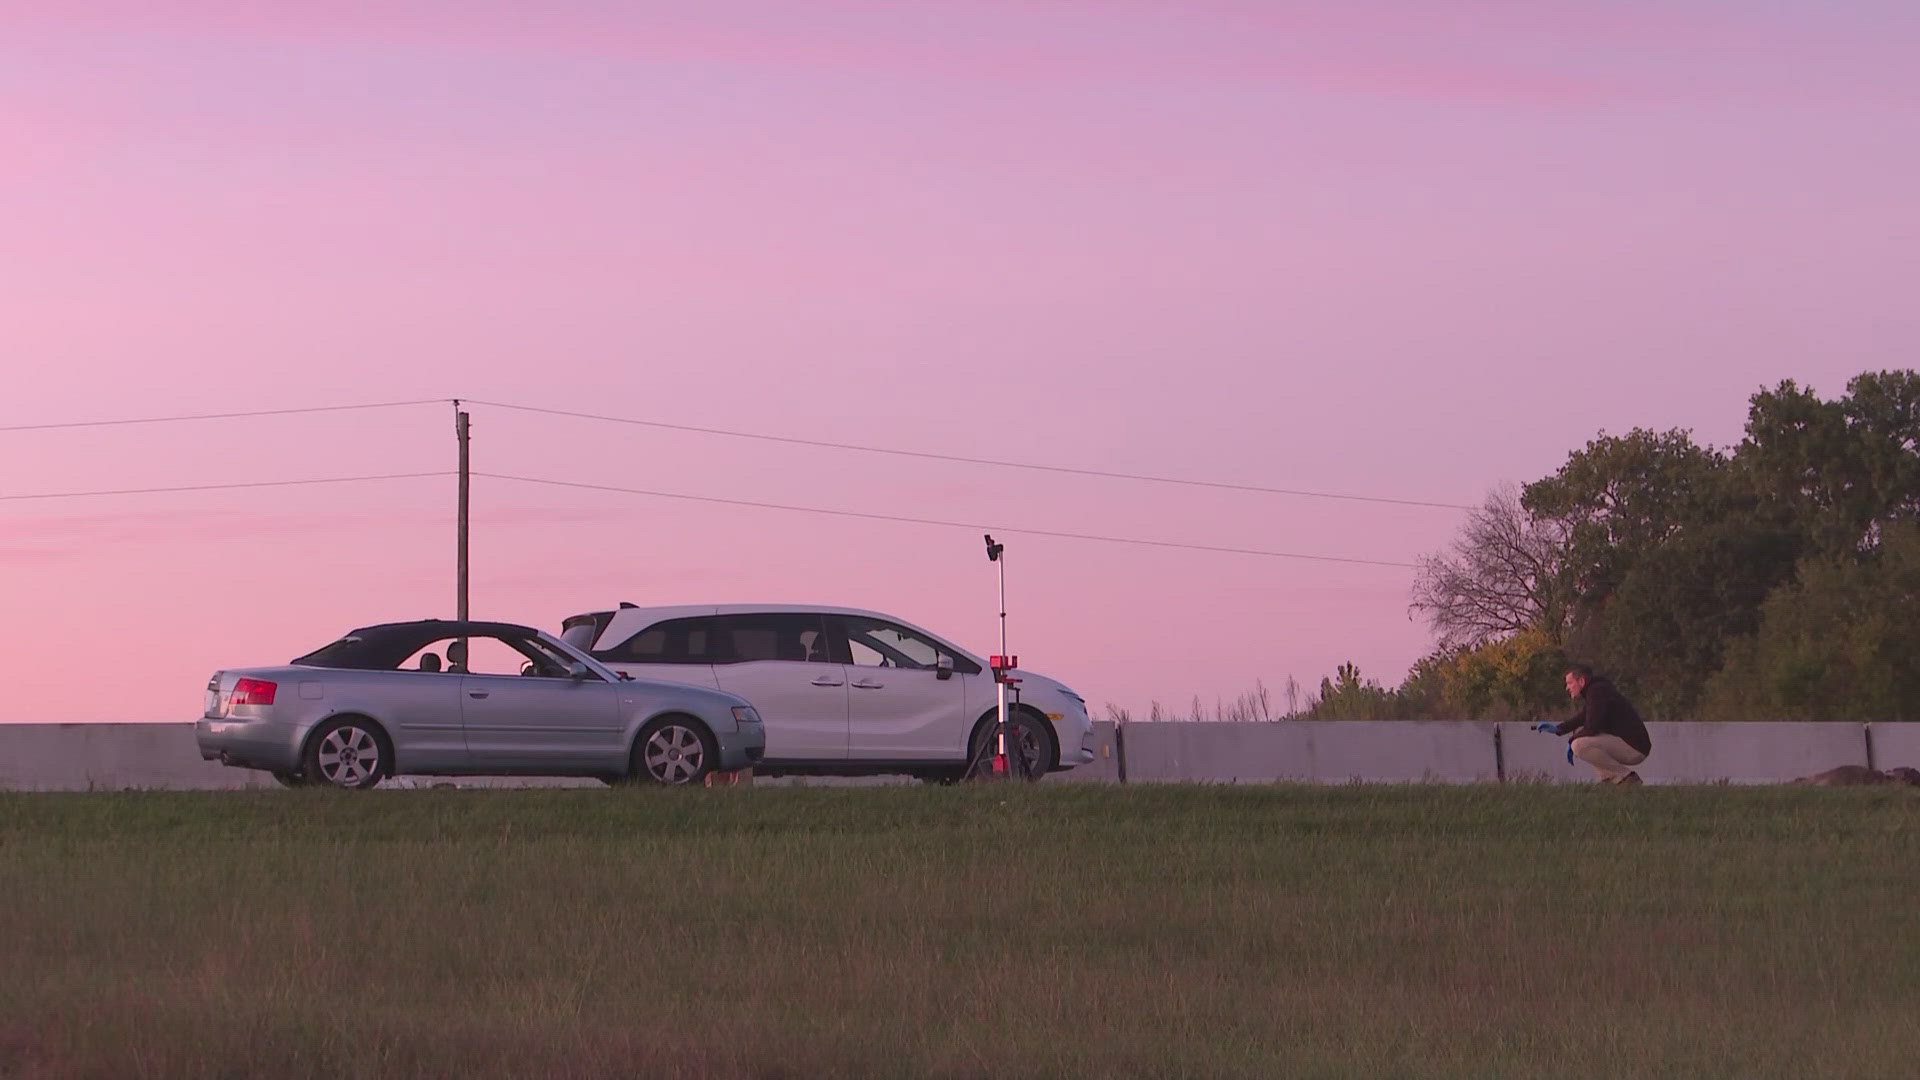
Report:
0,399,447,433
466,399,1475,511
0,464,1416,567
2,395,1475,511
475,471,1417,568
0,472,452,502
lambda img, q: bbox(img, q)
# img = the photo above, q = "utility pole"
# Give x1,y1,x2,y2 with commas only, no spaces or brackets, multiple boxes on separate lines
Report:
454,400,470,621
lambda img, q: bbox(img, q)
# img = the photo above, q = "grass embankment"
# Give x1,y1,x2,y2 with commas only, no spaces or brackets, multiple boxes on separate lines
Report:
1,785,1917,1078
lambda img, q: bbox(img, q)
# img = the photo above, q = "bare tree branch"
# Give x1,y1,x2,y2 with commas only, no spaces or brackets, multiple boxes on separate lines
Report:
1411,484,1572,649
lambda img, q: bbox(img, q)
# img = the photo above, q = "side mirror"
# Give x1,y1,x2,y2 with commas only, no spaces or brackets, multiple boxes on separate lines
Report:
567,661,591,681
935,655,954,681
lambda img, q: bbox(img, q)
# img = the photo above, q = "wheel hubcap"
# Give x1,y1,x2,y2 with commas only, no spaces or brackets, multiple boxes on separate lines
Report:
317,727,380,786
644,726,704,784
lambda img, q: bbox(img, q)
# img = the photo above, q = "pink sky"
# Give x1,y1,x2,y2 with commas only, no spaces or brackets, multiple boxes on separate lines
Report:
4,1,1918,721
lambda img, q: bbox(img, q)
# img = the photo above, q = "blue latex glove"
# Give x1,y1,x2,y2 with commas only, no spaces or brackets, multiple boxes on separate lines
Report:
1566,744,1576,765
1533,722,1557,734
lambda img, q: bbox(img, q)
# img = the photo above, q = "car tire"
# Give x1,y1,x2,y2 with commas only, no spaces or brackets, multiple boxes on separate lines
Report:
271,770,308,788
301,717,390,790
628,716,718,786
965,710,1053,782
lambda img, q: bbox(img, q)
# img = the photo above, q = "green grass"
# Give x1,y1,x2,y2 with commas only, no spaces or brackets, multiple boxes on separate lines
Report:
2,784,1918,1078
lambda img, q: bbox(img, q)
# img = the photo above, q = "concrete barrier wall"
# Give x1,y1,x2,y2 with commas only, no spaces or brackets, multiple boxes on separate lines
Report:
1120,721,1498,783
1869,723,1920,772
0,723,273,791
0,723,601,791
1305,722,1500,783
5,720,1918,790
1498,721,1874,784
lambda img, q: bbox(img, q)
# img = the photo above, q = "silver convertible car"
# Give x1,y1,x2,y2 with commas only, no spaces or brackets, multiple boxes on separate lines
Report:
196,620,766,789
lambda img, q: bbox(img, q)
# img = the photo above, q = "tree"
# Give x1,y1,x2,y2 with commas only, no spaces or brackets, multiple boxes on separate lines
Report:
1521,428,1728,609
1433,630,1570,721
1700,523,1920,720
1301,662,1400,720
1411,485,1573,649
1568,518,1802,718
1384,370,1920,722
1739,372,1920,556
1390,633,1568,721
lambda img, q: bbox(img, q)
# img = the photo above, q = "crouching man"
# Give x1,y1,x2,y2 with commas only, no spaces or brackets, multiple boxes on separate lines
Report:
1536,664,1653,785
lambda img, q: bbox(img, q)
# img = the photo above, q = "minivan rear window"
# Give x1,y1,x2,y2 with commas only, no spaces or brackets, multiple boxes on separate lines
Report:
560,611,612,651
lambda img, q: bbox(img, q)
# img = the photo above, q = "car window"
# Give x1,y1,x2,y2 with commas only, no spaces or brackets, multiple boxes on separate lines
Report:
835,616,979,674
559,612,610,650
702,614,834,664
398,644,453,673
517,636,588,677
404,635,570,677
845,636,888,668
594,618,707,664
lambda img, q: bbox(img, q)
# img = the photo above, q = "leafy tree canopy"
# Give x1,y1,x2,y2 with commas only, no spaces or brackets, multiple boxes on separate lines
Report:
1297,370,1920,722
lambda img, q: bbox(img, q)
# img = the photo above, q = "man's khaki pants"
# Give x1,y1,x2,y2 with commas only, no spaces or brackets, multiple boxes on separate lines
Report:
1572,735,1647,783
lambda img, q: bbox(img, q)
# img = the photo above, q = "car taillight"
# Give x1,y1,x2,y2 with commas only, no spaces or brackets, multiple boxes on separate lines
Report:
231,678,278,706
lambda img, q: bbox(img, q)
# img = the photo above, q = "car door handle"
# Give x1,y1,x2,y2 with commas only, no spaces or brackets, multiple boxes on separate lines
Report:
468,691,490,699
851,679,884,690
810,676,844,687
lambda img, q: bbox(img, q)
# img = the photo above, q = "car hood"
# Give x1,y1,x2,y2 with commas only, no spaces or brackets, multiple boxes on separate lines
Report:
1005,668,1083,705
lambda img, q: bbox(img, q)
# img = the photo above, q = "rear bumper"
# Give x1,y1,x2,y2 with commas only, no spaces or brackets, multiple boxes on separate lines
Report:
195,717,304,772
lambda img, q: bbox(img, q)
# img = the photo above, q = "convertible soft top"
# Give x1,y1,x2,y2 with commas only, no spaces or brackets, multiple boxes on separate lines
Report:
291,620,546,670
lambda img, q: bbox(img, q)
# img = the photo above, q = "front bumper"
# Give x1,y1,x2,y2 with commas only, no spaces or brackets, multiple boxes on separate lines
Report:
1046,712,1096,770
714,723,766,772
195,717,304,772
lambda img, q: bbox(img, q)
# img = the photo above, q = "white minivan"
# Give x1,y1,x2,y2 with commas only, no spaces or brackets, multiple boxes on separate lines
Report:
560,604,1094,781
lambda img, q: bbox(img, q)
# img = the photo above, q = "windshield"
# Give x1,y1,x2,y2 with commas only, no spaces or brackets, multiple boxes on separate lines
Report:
535,632,625,682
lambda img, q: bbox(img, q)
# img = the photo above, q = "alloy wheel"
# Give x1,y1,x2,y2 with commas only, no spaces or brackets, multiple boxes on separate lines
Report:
643,724,706,784
315,725,382,788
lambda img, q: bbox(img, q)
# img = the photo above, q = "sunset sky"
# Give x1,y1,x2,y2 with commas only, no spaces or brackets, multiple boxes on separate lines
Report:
4,1,1917,721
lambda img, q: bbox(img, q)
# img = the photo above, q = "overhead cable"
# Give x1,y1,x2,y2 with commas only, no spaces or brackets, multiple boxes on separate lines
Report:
475,471,1417,568
0,399,447,433
0,472,452,502
466,399,1474,511
3,396,1473,512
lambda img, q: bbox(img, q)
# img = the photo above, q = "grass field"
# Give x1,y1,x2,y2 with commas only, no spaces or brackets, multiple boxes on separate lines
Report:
2,784,1918,1078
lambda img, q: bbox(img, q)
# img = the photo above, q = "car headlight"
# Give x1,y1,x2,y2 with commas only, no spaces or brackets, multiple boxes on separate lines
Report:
1043,687,1086,721
732,706,763,726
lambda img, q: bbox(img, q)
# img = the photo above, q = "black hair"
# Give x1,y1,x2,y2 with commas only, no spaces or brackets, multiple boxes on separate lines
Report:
1565,662,1596,680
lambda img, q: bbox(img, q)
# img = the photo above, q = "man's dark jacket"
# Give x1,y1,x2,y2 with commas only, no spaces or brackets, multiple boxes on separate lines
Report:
1554,676,1652,755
